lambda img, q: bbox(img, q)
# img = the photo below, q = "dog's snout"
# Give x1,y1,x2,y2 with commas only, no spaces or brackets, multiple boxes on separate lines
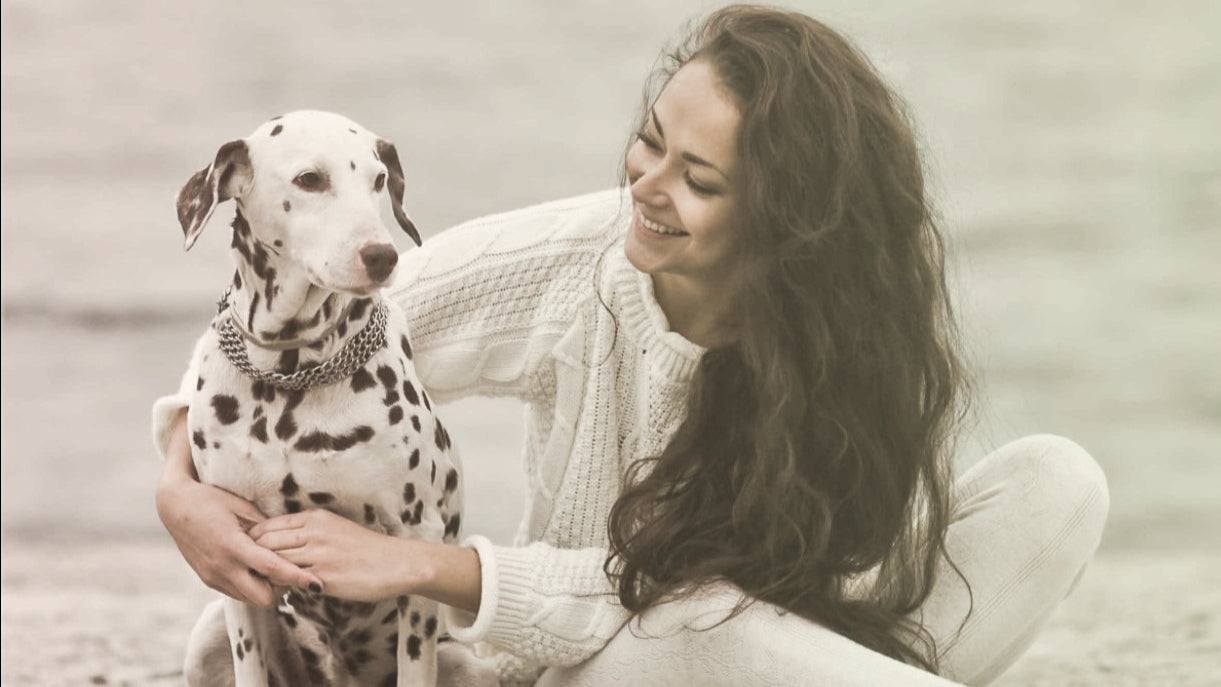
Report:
360,244,399,283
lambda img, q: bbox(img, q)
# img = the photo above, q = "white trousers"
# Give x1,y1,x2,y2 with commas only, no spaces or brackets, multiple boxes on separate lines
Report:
185,434,1108,686
537,434,1110,687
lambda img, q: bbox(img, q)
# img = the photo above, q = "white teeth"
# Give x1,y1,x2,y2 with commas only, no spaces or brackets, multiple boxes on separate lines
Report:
638,211,686,236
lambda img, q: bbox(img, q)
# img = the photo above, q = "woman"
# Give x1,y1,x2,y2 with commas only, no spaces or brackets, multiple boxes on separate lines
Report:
155,6,1109,685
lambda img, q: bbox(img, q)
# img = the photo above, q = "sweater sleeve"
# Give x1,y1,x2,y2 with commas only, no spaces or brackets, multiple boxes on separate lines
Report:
389,189,628,404
443,536,631,675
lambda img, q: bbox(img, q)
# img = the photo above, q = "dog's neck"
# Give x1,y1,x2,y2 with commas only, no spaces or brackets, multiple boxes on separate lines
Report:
222,211,378,370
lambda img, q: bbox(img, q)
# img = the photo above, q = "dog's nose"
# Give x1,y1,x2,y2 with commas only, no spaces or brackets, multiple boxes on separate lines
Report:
360,244,399,283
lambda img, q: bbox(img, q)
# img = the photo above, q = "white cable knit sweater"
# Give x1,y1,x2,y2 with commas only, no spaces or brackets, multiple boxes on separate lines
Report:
154,188,706,683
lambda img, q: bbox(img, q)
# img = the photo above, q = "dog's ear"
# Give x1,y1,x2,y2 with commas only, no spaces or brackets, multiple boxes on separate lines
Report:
176,139,253,251
375,138,422,246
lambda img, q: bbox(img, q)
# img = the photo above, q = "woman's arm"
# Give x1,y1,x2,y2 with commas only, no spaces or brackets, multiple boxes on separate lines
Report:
248,508,482,613
156,409,322,606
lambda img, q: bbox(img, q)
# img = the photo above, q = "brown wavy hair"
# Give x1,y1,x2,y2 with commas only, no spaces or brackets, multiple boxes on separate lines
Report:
606,5,970,671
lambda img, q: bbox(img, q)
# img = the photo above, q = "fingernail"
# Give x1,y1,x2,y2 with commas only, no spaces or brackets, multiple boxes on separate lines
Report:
308,582,322,593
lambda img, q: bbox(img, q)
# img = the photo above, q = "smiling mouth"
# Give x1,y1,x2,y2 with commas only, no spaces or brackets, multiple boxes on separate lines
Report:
637,210,689,237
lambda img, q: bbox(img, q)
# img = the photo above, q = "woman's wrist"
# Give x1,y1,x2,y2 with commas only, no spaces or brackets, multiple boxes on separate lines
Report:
408,539,482,615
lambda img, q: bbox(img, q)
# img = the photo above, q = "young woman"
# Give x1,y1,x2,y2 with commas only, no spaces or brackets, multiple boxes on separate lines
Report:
155,6,1109,685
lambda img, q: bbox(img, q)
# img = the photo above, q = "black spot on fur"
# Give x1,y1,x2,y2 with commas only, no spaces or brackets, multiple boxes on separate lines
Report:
274,239,282,247
421,390,431,411
351,367,376,392
402,483,415,503
349,128,358,134
424,616,438,639
434,419,452,450
364,504,376,524
411,415,421,432
211,395,240,425
285,499,302,513
444,513,462,540
250,416,268,443
247,290,260,333
308,492,335,505
444,468,459,493
275,390,305,440
196,376,205,391
192,430,206,449
294,425,375,452
277,349,299,374
389,405,404,425
410,611,420,628
349,298,371,322
430,461,437,484
408,449,420,470
270,124,283,136
252,379,276,403
235,641,245,661
402,380,419,406
406,634,422,660
281,474,299,496
350,160,356,171
400,335,413,359
283,200,291,212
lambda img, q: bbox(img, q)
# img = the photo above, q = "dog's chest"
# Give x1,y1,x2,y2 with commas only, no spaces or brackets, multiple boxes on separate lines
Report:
186,313,459,540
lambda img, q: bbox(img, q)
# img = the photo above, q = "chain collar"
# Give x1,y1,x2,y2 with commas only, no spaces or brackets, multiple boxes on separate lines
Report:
214,289,388,391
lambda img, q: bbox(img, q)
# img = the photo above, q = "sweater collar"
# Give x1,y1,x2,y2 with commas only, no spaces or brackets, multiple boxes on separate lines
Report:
604,236,705,383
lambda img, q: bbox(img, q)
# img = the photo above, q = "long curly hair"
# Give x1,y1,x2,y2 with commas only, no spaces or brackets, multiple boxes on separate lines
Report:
606,5,970,671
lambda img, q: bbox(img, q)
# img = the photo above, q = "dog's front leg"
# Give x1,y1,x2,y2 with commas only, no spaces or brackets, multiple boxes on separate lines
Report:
397,595,439,686
222,598,273,687
222,597,314,687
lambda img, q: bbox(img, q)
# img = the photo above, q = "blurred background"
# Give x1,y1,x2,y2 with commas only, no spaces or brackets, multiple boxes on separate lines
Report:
2,1,1218,685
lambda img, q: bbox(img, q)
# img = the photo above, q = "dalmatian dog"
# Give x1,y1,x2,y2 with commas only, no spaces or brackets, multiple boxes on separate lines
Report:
174,110,462,687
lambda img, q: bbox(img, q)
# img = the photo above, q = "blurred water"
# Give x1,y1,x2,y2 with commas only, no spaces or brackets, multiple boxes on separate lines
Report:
2,0,1219,550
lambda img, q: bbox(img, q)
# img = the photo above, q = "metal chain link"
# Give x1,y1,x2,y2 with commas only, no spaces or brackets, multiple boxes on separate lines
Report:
214,294,388,391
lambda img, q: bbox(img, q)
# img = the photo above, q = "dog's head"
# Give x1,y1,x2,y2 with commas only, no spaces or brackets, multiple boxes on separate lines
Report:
175,110,420,294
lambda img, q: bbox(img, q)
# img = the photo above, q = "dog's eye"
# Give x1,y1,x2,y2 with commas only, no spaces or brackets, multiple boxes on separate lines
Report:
373,173,386,193
294,171,328,192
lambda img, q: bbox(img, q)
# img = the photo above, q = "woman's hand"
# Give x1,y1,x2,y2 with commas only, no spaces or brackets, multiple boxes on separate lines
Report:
156,410,322,606
251,509,483,614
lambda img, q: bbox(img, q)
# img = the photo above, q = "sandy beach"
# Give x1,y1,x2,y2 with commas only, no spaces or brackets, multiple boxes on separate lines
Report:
3,0,1219,684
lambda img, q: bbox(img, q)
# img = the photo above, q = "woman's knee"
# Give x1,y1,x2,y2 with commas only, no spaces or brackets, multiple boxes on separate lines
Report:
978,433,1111,561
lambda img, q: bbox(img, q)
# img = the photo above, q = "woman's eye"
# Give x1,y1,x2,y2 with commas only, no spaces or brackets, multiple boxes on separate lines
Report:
374,173,386,193
685,176,718,197
636,131,662,152
293,171,328,192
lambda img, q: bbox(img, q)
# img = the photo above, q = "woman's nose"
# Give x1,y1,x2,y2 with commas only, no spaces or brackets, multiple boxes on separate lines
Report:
629,159,668,208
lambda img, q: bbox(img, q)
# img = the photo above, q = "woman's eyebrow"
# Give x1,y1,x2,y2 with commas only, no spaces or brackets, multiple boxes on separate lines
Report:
651,108,731,182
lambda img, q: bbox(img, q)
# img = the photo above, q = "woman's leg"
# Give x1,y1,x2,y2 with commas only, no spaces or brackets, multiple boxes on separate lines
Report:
916,434,1110,684
540,434,1107,687
539,584,963,687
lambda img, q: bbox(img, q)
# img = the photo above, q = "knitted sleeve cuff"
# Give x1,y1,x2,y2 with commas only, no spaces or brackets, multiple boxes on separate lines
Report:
441,537,629,665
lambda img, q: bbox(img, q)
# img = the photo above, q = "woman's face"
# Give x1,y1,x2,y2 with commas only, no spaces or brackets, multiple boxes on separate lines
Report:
624,60,741,285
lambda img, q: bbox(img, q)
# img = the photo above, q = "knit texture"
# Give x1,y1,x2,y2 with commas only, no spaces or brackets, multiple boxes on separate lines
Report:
387,189,705,682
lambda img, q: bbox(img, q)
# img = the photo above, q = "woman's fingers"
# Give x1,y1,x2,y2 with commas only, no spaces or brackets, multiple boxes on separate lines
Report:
247,511,312,540
241,535,323,592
